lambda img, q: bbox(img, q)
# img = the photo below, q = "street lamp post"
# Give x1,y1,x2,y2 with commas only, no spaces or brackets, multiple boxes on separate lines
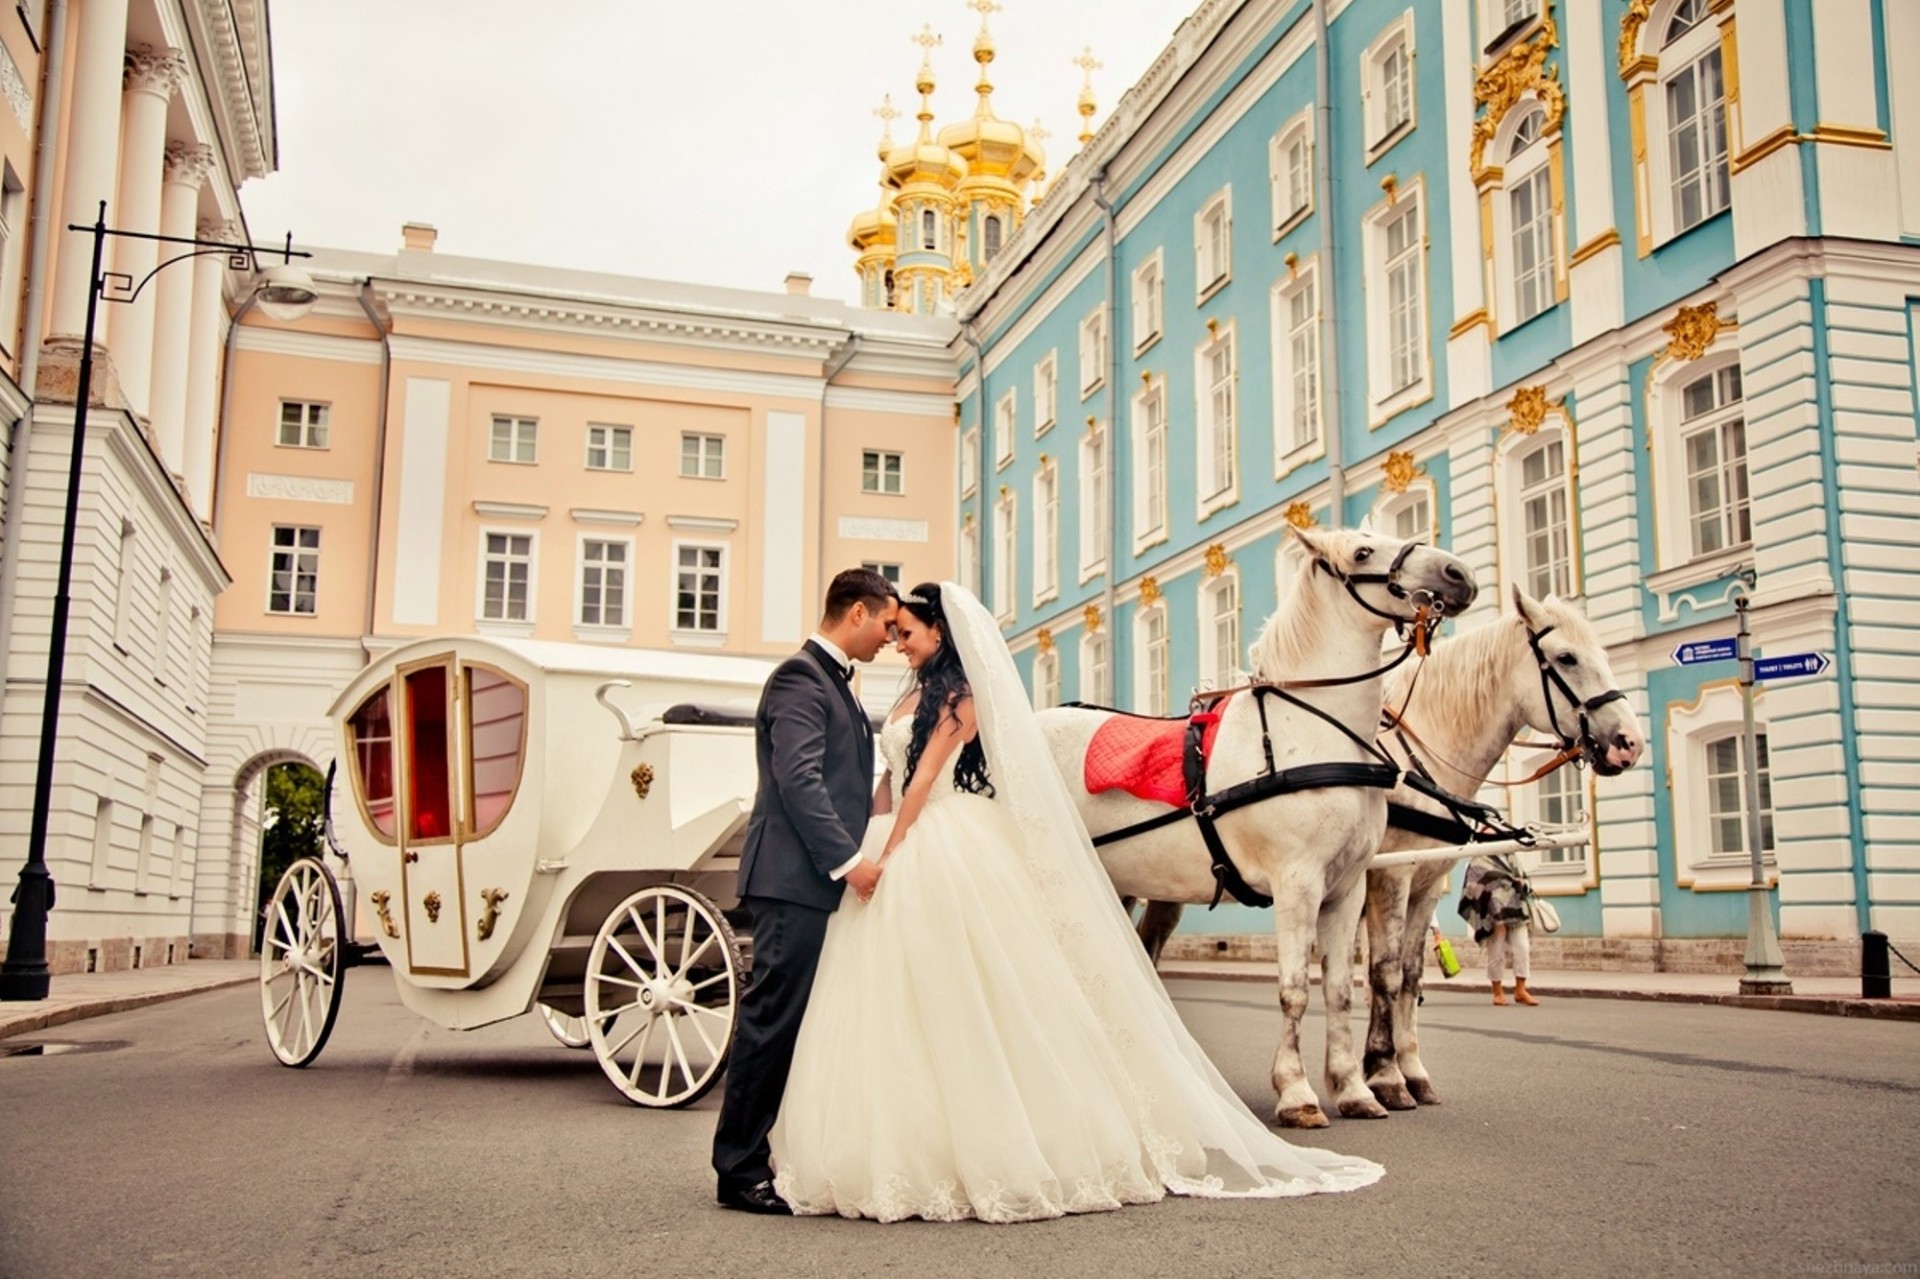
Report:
0,201,316,1001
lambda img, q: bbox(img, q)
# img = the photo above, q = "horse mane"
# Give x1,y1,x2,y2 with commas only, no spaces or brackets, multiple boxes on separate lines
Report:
1387,595,1603,729
1248,530,1364,677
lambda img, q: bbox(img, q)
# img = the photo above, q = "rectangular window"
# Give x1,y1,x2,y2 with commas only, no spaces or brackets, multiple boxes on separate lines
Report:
1034,354,1058,433
993,493,1017,620
1208,578,1240,687
995,391,1017,468
489,415,537,464
1131,255,1164,350
579,539,628,627
1276,272,1321,457
1271,122,1312,232
680,432,725,479
1380,39,1412,138
1033,653,1060,711
1519,440,1573,599
1384,201,1424,394
586,424,632,472
1536,764,1587,863
0,164,23,351
1195,192,1231,296
1143,609,1170,717
675,545,725,632
89,797,114,887
153,568,174,680
960,517,981,598
268,525,320,616
277,401,329,449
481,532,533,622
1079,307,1108,395
1510,167,1554,324
1681,366,1750,558
862,449,905,495
1134,383,1168,542
1033,464,1059,602
1198,331,1237,502
1391,490,1433,545
1079,424,1109,576
1668,48,1730,233
1082,632,1111,705
861,561,903,587
960,426,980,496
1707,732,1774,858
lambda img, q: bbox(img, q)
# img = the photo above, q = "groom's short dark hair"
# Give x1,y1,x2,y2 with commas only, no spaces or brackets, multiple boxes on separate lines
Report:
823,568,898,622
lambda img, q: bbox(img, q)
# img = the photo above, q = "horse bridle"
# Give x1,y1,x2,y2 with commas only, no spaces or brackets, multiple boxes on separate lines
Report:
1526,623,1627,765
1314,541,1449,645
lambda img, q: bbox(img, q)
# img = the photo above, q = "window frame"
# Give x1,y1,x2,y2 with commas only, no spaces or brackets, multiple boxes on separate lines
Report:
488,415,538,465
1193,188,1233,303
1363,182,1431,422
1669,681,1778,890
1031,648,1061,711
585,423,634,473
1079,305,1108,398
1199,570,1242,691
670,540,729,638
476,527,538,629
1510,432,1577,600
1080,628,1112,705
1271,263,1323,473
1078,421,1110,582
1625,0,1733,252
1131,378,1169,553
679,431,726,481
960,425,980,497
1492,106,1561,330
1269,110,1314,239
277,400,330,450
1031,457,1059,607
1195,322,1239,518
266,524,321,617
994,389,1017,470
861,448,906,496
1374,480,1437,548
1033,352,1059,435
993,488,1018,622
1131,250,1165,353
575,534,632,633
1678,363,1750,562
1649,349,1751,579
1135,604,1172,717
1362,12,1418,162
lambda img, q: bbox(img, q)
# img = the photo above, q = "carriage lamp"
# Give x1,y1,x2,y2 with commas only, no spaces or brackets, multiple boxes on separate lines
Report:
0,203,314,1002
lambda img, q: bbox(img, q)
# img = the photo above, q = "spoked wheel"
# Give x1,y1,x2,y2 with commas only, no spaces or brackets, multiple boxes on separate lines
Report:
585,885,744,1107
259,857,347,1067
538,1004,595,1050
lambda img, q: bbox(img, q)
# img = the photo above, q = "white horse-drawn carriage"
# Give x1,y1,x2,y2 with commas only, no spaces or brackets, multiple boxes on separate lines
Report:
258,637,775,1107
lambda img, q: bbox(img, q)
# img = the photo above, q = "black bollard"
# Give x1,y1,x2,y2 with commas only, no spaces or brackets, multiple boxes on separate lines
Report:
1862,930,1891,1000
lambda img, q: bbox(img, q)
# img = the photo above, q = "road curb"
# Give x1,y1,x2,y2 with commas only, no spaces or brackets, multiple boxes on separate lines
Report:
0,974,258,1042
1162,966,1920,1020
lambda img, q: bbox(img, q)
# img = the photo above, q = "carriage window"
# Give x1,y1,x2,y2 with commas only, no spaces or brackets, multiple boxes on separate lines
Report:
466,666,526,837
405,666,453,842
348,687,396,839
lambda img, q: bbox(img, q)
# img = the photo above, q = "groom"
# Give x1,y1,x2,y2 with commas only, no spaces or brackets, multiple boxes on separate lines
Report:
712,567,898,1214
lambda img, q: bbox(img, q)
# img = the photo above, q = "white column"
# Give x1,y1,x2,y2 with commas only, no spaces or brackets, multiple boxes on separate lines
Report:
48,0,132,341
182,219,231,522
109,45,186,418
149,142,214,479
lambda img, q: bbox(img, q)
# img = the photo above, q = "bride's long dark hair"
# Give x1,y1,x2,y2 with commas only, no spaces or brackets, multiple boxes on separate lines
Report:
899,583,994,797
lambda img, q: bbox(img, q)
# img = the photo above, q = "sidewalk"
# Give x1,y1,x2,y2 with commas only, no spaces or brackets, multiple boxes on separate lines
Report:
0,959,257,1042
1160,959,1920,1021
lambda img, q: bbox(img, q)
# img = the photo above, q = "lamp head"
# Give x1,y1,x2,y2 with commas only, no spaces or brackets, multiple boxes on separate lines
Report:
253,263,318,322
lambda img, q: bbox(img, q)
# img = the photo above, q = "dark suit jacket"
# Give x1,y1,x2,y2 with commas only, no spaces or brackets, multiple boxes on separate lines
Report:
737,641,875,912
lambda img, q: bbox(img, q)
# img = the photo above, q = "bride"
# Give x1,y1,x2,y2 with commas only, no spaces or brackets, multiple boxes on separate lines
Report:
770,581,1383,1222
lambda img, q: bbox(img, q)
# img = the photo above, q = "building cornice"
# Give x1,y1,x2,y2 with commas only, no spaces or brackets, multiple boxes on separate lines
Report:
181,0,275,182
385,333,828,401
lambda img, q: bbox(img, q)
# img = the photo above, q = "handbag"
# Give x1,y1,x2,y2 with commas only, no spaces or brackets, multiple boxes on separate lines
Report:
1431,929,1462,978
1532,898,1561,934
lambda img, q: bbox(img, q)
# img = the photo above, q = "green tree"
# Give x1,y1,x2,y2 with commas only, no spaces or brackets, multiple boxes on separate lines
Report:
258,761,327,920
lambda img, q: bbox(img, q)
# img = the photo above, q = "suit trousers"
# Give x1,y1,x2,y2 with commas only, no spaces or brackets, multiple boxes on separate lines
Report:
711,895,832,1190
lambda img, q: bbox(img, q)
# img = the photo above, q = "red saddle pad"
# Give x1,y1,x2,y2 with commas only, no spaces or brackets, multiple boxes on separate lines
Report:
1083,705,1226,807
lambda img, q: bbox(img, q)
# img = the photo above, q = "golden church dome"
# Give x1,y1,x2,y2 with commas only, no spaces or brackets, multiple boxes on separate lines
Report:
938,26,1043,185
886,60,966,190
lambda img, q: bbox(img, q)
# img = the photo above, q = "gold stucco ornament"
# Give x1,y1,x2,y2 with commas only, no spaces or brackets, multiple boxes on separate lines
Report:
631,762,654,800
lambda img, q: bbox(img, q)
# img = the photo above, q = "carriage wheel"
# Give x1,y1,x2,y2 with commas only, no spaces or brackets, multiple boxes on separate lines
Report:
537,1004,594,1050
585,885,744,1107
259,856,347,1067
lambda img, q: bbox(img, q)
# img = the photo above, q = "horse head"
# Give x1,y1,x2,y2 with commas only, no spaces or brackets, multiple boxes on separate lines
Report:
1289,525,1478,627
1508,585,1644,776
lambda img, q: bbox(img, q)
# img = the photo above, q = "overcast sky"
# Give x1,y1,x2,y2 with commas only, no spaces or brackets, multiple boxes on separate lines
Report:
240,0,1199,304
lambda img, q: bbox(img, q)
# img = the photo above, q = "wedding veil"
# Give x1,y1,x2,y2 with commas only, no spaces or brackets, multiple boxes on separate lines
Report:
938,581,1383,1198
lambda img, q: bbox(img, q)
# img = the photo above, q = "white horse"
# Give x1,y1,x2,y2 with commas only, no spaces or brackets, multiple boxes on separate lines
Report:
1039,525,1477,1128
1359,587,1643,1108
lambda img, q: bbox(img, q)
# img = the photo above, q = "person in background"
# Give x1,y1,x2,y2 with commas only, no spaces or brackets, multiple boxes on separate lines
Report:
1457,852,1539,1006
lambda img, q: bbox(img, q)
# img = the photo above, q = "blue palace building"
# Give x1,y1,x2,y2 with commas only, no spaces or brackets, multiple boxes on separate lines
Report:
850,0,1920,969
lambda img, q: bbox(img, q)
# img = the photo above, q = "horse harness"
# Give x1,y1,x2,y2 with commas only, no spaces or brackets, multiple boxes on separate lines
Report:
1070,623,1439,911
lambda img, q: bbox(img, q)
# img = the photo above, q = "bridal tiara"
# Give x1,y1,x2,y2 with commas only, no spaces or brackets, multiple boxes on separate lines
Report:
899,590,932,606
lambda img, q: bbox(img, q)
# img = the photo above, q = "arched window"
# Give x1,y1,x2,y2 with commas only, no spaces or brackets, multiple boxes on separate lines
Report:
1664,0,1728,232
1504,106,1555,326
983,214,1003,259
921,208,938,251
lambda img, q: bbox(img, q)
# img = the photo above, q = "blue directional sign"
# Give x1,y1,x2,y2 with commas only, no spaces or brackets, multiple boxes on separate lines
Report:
1672,637,1738,665
1754,652,1831,682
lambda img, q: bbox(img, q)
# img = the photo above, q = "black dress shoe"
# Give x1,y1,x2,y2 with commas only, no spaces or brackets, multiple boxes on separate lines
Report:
717,1180,792,1215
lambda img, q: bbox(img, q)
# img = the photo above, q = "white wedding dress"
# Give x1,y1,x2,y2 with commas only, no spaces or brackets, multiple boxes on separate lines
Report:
769,584,1383,1223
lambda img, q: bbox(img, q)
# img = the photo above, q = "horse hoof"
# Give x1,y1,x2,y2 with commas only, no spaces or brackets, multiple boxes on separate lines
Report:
1407,1079,1442,1106
1338,1097,1391,1120
1276,1104,1331,1130
1369,1082,1418,1111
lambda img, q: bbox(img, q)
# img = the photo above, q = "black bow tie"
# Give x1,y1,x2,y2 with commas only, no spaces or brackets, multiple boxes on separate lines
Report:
838,662,855,683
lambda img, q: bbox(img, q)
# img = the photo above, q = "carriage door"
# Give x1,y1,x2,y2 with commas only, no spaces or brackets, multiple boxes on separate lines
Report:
399,659,469,976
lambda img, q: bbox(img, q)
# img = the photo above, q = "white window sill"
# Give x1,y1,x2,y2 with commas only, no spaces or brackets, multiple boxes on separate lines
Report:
1369,381,1433,429
1272,206,1311,243
573,625,632,644
1133,331,1161,357
995,453,1014,472
678,473,728,482
1198,488,1240,522
1036,418,1056,437
1078,560,1108,586
1365,120,1414,167
1274,438,1325,480
1132,529,1169,557
1196,275,1230,307
1032,588,1060,609
475,619,535,638
1646,545,1753,597
1529,854,1592,881
669,629,728,648
1079,379,1105,401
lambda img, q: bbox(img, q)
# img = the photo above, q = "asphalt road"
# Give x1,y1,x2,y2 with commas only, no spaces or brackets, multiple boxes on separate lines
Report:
1,973,1916,1278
